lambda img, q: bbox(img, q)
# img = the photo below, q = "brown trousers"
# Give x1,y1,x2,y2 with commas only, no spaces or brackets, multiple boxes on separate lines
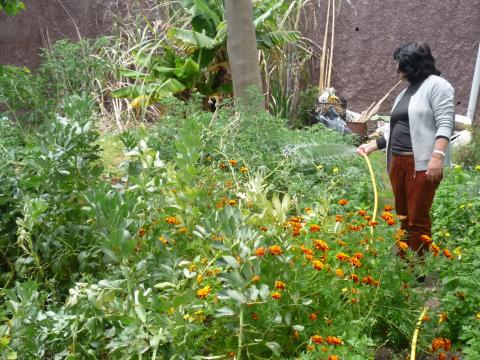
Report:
389,155,442,256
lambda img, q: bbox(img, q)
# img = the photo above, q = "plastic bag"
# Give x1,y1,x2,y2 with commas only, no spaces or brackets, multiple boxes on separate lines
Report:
311,106,352,135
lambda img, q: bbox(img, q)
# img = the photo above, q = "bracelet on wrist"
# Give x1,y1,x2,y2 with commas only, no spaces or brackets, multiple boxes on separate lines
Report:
432,149,445,158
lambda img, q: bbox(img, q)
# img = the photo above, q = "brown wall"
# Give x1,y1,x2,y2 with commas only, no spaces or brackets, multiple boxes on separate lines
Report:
1,0,479,119
0,0,117,67
304,0,480,118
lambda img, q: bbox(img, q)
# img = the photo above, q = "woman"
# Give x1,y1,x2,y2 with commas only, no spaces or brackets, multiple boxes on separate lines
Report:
357,42,455,256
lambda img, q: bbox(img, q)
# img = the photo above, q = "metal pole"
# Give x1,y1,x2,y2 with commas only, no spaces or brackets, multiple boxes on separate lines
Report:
466,43,480,121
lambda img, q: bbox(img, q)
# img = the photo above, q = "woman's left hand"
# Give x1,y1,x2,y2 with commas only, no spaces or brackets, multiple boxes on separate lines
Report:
426,155,443,182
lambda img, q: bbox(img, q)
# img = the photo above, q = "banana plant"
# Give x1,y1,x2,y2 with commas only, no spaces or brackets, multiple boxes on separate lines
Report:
112,0,302,106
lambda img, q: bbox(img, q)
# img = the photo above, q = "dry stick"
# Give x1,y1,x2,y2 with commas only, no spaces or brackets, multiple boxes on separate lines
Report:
56,0,82,41
410,307,429,360
327,0,335,88
355,81,402,123
324,49,330,91
319,0,331,92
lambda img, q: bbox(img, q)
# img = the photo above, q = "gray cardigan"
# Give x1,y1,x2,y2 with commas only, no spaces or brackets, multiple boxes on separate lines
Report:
384,75,455,171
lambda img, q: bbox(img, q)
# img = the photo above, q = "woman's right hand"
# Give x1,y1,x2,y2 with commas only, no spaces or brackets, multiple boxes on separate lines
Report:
356,142,377,156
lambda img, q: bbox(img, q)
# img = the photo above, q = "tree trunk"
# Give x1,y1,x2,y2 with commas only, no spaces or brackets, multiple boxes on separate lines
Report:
224,0,263,109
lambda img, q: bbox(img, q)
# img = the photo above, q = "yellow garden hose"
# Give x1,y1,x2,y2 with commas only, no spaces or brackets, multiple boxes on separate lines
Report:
362,154,378,239
410,307,429,360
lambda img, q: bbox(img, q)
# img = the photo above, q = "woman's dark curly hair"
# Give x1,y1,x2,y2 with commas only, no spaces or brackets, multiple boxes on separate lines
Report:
394,42,441,82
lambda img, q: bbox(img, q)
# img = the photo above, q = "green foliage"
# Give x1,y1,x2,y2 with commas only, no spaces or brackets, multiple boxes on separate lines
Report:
0,0,25,15
430,167,480,356
432,167,480,241
0,85,474,358
454,127,480,167
294,86,319,127
39,38,109,100
0,39,108,125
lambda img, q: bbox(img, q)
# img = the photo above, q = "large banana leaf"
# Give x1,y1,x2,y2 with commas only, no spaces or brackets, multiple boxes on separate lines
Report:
257,31,301,49
167,28,217,50
181,0,223,37
112,79,186,99
253,0,286,28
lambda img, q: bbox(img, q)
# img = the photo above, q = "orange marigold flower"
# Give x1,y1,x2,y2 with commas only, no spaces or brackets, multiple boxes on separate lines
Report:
420,234,433,245
431,338,451,352
313,260,324,271
438,352,447,360
196,285,211,299
336,253,350,261
251,312,259,321
353,252,363,260
229,159,237,167
271,292,282,300
178,227,188,233
255,247,266,257
351,298,359,304
362,275,374,285
166,216,179,225
311,335,323,344
422,314,430,321
310,224,321,232
326,336,343,345
328,356,341,360
240,166,248,173
335,215,343,222
350,274,359,283
368,220,379,226
357,209,367,216
338,199,349,206
275,280,286,290
381,211,392,219
306,345,315,351
138,228,146,237
439,313,448,323
430,243,440,256
259,226,268,232
314,239,329,252
397,241,409,250
384,204,394,211
228,199,237,206
269,245,283,256
443,249,453,259
301,246,314,256
386,218,396,226
309,313,318,321
335,268,344,278
349,224,363,231
304,207,313,214
337,240,347,247
292,330,300,340
349,257,362,268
